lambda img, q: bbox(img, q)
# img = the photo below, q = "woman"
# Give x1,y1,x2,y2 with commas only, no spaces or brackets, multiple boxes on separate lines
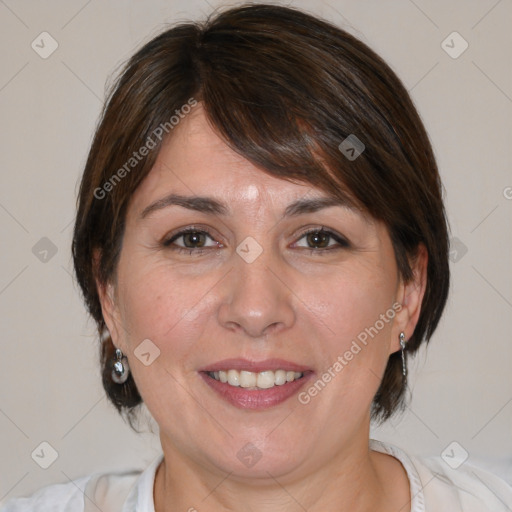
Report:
2,3,511,511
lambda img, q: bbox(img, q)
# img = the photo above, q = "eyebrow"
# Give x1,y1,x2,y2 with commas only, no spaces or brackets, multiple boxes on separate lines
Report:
139,193,351,220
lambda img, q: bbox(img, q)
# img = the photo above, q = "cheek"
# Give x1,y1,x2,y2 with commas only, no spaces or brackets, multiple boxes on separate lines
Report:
298,261,397,405
293,281,394,426
116,259,220,360
309,265,395,340
113,262,222,424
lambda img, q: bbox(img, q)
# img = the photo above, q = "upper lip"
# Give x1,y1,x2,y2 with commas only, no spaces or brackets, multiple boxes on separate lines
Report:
199,358,312,373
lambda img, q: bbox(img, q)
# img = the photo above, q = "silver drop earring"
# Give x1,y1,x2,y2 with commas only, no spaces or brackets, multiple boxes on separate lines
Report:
399,332,407,377
112,348,130,384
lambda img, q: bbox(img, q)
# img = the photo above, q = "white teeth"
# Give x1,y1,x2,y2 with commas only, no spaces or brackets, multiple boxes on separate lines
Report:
257,371,275,389
227,369,240,387
274,369,287,385
209,369,304,389
239,370,257,388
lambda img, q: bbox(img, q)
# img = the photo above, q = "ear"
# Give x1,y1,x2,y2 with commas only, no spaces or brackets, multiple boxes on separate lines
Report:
391,243,428,352
93,249,126,352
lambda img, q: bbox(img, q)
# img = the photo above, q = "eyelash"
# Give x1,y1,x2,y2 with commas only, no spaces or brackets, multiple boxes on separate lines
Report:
162,226,350,255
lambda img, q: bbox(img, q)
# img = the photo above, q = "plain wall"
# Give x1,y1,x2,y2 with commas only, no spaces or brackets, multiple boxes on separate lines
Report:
1,0,511,502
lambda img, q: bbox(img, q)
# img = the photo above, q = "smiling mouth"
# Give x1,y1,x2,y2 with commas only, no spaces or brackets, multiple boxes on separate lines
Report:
207,369,304,390
199,359,312,409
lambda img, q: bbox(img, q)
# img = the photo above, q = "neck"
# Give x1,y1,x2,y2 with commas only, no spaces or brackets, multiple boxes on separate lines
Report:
153,435,409,512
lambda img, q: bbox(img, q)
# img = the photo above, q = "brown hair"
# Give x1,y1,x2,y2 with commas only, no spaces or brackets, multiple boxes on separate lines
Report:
72,3,450,425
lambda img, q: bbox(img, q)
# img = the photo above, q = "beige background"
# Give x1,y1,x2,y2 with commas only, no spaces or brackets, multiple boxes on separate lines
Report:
1,0,511,502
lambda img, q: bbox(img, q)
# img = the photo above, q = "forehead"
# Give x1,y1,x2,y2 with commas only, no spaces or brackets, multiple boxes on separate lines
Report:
129,104,332,216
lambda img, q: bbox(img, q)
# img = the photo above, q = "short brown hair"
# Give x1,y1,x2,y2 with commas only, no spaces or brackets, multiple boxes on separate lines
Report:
72,3,450,425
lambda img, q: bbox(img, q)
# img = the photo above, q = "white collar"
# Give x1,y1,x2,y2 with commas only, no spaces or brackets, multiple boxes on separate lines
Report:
122,452,163,512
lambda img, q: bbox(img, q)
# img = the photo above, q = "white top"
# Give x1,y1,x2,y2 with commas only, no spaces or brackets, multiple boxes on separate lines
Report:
2,440,511,511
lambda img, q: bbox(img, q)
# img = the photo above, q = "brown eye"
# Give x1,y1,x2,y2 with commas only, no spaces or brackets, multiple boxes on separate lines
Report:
164,229,221,251
306,231,331,249
182,232,207,248
294,228,350,251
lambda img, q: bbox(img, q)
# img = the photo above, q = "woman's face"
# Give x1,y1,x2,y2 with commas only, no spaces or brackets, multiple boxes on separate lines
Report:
100,104,423,479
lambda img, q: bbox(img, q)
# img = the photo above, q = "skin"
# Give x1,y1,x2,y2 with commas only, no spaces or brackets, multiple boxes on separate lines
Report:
98,104,428,512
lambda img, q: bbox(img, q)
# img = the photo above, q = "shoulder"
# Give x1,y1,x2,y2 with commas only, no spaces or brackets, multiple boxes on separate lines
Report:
0,470,141,512
370,439,512,512
0,475,91,512
414,454,512,511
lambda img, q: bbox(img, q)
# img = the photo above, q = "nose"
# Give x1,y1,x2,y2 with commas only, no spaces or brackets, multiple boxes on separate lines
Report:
217,249,296,338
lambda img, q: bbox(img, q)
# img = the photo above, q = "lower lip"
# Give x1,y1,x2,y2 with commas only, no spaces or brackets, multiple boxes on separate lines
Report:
200,372,313,410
